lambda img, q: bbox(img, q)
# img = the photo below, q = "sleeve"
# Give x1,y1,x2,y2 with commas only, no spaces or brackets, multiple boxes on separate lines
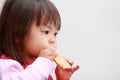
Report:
0,57,54,80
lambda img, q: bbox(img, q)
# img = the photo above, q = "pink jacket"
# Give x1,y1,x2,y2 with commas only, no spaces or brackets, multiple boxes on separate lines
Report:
0,55,54,80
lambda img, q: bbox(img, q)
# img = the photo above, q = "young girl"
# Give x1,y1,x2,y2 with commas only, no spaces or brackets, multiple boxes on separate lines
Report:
0,0,79,80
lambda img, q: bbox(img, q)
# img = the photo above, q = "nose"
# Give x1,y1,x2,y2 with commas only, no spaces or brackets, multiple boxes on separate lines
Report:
49,36,56,44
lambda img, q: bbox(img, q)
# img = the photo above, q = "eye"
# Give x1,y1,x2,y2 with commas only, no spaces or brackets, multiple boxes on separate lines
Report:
44,31,49,34
54,32,58,36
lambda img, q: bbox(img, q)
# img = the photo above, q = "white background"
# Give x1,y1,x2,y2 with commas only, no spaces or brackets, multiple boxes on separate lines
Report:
1,0,120,80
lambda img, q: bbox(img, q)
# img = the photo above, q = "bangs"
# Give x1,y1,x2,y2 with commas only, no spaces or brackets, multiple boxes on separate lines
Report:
35,0,61,30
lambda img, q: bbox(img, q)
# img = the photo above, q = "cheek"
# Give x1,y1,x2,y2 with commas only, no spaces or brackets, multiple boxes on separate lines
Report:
37,38,49,50
25,37,49,57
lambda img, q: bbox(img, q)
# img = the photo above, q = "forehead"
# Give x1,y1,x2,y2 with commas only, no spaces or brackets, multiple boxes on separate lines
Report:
40,24,59,31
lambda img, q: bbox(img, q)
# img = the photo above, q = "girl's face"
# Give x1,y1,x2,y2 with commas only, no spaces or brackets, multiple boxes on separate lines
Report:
24,21,58,57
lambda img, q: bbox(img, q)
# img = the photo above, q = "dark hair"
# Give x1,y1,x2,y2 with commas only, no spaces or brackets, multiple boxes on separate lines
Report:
0,0,61,65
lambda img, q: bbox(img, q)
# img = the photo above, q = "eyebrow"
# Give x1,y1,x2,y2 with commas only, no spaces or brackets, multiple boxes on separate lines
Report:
45,25,59,31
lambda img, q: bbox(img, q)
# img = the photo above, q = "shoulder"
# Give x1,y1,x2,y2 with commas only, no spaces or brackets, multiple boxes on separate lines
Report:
0,58,54,80
0,59,24,71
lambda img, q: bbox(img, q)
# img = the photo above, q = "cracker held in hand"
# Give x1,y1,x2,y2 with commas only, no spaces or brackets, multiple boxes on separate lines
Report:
54,55,72,69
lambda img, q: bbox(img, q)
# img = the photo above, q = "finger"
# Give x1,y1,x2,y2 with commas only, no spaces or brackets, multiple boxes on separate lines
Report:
72,65,80,72
50,51,58,60
49,50,58,56
66,59,73,66
44,47,56,55
69,61,73,66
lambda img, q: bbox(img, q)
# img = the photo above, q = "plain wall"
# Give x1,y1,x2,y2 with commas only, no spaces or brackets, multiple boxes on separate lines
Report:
0,0,5,12
51,0,120,80
0,0,120,80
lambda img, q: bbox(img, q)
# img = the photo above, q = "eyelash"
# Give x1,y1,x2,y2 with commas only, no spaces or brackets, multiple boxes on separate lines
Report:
44,31,49,34
43,31,58,36
54,32,58,36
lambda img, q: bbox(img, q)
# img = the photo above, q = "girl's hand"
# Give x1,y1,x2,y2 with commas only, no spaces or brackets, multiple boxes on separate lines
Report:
55,60,80,80
39,45,57,61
